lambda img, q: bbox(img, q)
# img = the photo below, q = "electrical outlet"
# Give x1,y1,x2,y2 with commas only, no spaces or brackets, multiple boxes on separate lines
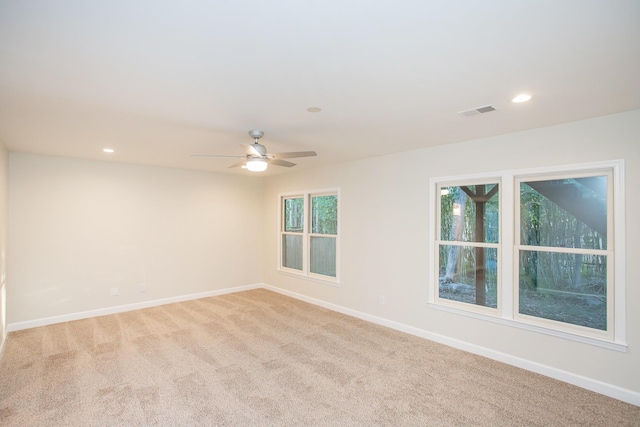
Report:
110,288,119,296
139,283,147,292
379,295,385,305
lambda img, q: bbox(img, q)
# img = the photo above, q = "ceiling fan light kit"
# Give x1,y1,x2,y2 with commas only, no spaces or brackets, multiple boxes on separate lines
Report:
192,130,317,172
246,158,268,172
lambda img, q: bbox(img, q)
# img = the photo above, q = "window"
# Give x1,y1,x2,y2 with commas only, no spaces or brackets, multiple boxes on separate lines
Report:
437,182,500,312
279,190,339,283
282,196,304,271
516,174,611,333
430,161,625,347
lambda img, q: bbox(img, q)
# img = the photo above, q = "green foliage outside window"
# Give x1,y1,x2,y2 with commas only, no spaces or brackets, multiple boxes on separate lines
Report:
281,192,339,280
312,195,338,235
284,197,304,232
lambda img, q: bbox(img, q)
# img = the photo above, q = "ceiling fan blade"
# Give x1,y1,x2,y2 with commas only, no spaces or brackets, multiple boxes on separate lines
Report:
227,159,248,168
269,158,296,167
271,151,317,159
191,154,245,159
193,130,315,170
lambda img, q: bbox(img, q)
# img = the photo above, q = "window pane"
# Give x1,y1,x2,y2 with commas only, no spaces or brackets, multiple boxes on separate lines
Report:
282,234,303,270
310,236,336,277
438,244,497,308
520,176,607,249
440,184,499,243
284,197,304,232
519,250,606,330
311,195,338,234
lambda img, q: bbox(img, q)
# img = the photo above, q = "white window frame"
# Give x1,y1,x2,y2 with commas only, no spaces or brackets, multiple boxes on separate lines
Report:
428,160,626,350
433,177,502,317
278,188,340,285
280,194,306,273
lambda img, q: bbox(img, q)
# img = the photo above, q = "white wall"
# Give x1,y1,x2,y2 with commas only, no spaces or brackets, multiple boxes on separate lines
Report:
7,154,263,323
263,110,640,400
4,110,638,402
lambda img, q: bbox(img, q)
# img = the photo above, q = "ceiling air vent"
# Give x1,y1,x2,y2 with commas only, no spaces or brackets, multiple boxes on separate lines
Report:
459,105,496,117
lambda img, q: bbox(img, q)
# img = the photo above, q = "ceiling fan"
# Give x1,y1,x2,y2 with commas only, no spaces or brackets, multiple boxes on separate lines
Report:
192,130,317,172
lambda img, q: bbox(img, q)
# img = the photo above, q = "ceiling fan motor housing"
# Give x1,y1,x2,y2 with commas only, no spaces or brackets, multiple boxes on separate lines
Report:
250,143,267,157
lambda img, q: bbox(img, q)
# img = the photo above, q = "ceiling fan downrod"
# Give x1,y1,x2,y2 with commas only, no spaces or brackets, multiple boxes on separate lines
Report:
248,130,264,144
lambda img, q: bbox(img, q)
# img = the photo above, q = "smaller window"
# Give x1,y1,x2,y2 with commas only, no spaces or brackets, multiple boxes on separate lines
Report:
279,190,340,284
436,182,500,311
282,196,304,271
310,194,338,278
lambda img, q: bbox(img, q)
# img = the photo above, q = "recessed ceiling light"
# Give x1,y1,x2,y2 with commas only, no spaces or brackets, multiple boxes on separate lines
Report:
306,107,322,113
103,148,115,153
512,94,532,103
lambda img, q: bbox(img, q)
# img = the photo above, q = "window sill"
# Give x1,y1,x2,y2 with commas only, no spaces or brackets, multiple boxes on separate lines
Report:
277,269,341,287
427,302,627,352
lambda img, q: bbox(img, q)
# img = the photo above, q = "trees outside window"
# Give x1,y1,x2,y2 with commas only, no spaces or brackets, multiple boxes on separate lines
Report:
279,190,339,283
438,183,499,310
517,175,610,332
430,161,625,346
282,197,304,271
310,195,338,277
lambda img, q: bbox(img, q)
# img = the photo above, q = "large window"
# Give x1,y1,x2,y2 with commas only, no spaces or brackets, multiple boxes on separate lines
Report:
280,190,339,283
430,161,625,347
516,174,611,333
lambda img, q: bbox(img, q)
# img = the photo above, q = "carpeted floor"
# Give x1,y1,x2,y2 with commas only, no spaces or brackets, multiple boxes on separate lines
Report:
0,288,638,426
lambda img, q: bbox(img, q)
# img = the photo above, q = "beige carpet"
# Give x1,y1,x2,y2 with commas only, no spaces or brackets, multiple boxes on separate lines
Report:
0,289,637,426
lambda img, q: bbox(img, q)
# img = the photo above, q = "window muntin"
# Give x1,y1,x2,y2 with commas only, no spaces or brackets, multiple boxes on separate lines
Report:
430,162,624,346
437,182,500,311
279,190,339,283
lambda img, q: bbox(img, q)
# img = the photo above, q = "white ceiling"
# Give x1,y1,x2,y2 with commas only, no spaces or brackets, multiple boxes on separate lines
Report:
1,1,639,176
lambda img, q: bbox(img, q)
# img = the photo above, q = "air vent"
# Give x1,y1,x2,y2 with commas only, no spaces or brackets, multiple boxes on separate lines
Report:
459,105,496,116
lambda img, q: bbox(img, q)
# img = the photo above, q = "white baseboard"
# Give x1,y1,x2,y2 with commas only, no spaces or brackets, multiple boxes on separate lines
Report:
263,284,640,407
6,283,262,332
6,282,639,407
